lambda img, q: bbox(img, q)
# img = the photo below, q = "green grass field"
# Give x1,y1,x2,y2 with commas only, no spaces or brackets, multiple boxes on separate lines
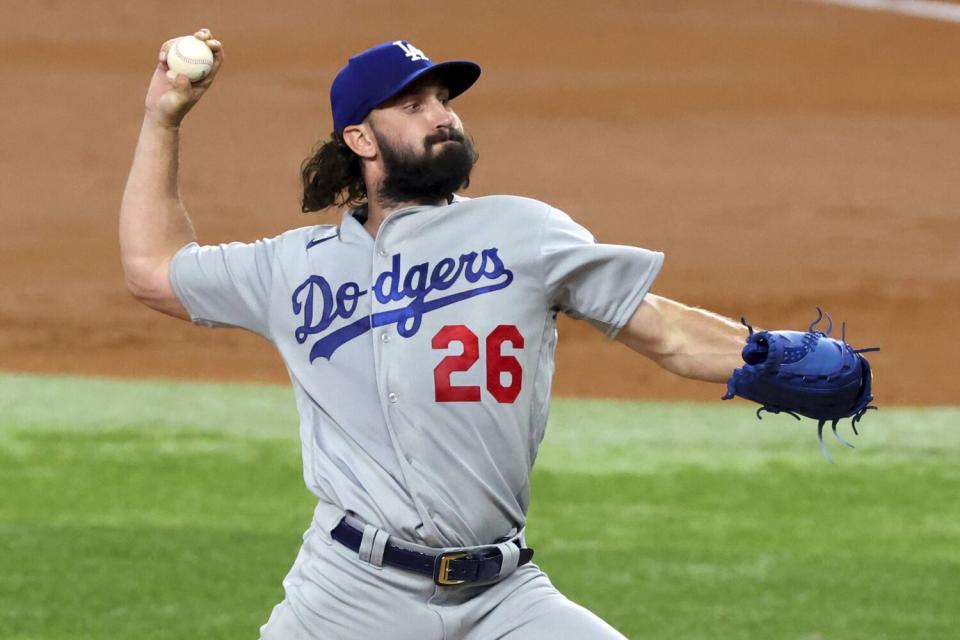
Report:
1,372,957,639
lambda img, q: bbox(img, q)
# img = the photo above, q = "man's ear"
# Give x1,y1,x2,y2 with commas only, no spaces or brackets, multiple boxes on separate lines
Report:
342,123,377,160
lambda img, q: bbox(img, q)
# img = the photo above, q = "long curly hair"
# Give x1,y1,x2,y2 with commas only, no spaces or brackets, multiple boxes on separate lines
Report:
300,131,366,212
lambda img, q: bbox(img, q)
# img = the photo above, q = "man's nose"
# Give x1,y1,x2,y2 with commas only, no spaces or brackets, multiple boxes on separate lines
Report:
427,99,454,128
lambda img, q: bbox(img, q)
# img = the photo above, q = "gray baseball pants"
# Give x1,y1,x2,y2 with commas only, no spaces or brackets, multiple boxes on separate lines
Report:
259,520,626,639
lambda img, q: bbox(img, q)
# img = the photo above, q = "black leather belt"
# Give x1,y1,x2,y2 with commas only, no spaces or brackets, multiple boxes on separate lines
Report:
331,517,534,586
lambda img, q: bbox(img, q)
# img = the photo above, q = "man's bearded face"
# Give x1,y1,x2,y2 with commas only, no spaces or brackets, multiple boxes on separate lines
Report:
373,125,477,206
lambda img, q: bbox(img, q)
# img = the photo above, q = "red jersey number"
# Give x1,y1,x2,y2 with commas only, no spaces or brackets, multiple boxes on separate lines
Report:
432,325,482,402
433,324,524,403
486,325,524,403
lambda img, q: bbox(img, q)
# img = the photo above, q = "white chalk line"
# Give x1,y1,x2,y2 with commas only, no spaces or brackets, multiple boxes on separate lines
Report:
803,0,960,24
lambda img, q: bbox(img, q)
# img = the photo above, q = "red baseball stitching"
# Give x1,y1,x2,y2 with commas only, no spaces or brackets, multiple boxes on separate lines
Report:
173,38,212,66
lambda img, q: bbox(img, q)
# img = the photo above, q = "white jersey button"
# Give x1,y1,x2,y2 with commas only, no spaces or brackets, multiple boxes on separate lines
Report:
380,332,391,343
388,392,399,403
378,248,388,257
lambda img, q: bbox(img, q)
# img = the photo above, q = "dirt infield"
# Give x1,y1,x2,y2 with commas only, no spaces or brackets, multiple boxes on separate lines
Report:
2,0,958,405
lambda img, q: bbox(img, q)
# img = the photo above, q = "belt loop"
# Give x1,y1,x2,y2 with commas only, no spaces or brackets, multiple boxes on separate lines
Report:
495,540,521,579
517,528,527,548
358,524,378,564
370,529,389,567
358,524,390,568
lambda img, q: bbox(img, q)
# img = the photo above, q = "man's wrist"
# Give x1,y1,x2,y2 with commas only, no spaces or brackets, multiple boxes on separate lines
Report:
143,111,182,132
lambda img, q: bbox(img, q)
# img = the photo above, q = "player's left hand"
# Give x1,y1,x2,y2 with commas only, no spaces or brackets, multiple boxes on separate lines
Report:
721,308,879,462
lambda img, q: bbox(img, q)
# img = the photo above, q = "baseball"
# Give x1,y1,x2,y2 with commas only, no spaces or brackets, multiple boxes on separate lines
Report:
166,35,214,82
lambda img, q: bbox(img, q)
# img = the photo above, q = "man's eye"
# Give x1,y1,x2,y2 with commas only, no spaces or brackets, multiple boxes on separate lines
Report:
405,102,421,112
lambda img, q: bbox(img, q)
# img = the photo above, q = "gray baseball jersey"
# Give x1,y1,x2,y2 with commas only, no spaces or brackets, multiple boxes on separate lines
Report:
169,195,663,549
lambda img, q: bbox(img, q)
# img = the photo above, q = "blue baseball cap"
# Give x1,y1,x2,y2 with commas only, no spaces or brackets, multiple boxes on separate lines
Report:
330,40,481,132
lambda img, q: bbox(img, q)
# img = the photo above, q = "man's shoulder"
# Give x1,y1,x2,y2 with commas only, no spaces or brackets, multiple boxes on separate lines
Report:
457,194,550,208
454,194,554,219
267,223,341,249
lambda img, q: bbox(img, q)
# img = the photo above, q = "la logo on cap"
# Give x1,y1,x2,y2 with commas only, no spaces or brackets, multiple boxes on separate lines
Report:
330,40,479,131
393,40,429,62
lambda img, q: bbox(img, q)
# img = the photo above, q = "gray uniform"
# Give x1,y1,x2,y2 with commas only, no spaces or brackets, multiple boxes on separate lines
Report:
170,195,663,639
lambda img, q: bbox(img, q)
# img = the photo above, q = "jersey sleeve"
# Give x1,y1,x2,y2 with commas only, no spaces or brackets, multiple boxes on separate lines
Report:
168,238,277,339
539,207,664,338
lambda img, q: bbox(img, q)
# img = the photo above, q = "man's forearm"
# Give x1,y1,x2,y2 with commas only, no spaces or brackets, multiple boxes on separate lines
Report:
655,301,747,382
119,117,196,298
618,294,747,383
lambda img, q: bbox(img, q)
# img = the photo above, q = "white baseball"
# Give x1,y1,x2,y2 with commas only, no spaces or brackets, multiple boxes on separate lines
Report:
167,36,214,82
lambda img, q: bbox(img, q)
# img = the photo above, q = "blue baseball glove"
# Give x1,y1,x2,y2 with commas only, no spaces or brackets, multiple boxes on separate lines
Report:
722,309,879,462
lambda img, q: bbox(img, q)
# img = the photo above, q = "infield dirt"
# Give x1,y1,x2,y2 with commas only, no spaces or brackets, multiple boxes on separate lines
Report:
2,0,957,404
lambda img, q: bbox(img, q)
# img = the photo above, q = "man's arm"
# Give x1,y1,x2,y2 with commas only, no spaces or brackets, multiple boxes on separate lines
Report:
615,293,748,383
119,28,223,320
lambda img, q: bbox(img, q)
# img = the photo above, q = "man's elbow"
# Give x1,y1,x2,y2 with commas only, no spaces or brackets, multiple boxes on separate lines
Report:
122,261,189,320
125,273,160,304
123,257,162,299
618,296,679,360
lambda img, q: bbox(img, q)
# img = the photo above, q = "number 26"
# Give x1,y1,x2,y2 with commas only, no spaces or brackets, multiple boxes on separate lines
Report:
432,324,524,403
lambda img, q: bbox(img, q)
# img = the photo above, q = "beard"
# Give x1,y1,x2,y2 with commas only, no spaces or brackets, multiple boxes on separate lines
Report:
373,127,478,206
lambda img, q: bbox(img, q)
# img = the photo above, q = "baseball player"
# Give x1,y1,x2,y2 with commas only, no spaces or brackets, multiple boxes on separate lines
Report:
120,30,752,639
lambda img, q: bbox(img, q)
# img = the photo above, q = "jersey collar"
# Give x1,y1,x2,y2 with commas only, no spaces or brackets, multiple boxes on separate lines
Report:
338,195,471,242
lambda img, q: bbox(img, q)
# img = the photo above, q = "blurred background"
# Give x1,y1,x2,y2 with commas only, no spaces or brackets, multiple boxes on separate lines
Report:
3,2,959,639
2,0,957,405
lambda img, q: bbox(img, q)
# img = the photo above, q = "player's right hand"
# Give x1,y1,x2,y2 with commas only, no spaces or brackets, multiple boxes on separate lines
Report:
144,28,224,128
